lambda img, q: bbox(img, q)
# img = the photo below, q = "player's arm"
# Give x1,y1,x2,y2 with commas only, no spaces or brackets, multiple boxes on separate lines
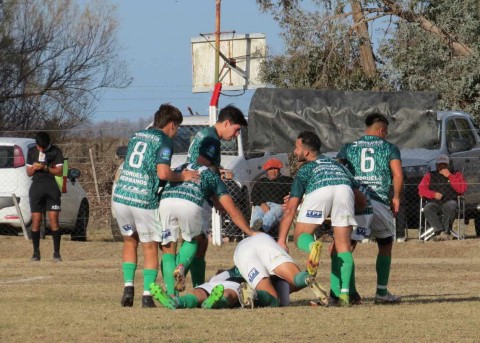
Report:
277,196,300,251
157,164,198,182
196,155,213,167
218,194,255,236
47,163,63,177
390,159,403,215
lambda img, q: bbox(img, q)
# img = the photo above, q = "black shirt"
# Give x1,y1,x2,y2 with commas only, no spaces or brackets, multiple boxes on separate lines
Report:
251,175,293,206
27,145,64,183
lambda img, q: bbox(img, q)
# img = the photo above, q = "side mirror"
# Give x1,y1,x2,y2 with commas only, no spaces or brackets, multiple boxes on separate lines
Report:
68,168,82,184
116,146,128,159
448,138,472,153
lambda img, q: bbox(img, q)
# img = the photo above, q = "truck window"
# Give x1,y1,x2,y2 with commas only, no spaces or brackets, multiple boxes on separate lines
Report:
455,118,477,147
446,119,460,141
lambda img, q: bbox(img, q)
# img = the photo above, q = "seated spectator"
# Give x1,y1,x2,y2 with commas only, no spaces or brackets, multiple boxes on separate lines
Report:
250,158,293,233
418,154,468,240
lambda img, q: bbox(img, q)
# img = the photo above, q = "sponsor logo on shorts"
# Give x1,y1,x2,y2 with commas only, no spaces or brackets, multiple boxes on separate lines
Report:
162,229,171,240
248,268,259,283
122,224,133,232
160,148,172,160
50,205,60,211
306,210,322,218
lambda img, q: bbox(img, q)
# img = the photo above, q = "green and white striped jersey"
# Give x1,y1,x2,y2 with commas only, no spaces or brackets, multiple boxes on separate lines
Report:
337,135,401,205
161,163,229,207
290,155,359,198
186,126,221,166
113,128,173,209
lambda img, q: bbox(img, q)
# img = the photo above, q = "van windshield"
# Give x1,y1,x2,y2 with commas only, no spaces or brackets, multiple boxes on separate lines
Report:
173,125,238,155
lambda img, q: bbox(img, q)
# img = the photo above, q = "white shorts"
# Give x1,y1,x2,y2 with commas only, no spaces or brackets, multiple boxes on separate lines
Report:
159,198,203,244
351,214,373,241
234,233,295,289
297,185,357,227
196,281,241,297
112,202,161,243
370,200,395,239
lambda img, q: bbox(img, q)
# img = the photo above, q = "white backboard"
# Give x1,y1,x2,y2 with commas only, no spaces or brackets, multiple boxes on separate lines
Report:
191,33,266,93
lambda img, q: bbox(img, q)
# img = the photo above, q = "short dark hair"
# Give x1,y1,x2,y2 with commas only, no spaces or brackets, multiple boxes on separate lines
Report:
35,131,51,149
218,104,248,126
298,131,321,153
154,104,183,128
365,113,389,127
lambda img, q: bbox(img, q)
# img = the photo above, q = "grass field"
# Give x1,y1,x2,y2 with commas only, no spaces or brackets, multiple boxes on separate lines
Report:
1,229,480,343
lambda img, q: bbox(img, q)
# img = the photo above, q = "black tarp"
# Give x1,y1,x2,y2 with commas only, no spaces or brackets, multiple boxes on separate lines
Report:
247,88,438,153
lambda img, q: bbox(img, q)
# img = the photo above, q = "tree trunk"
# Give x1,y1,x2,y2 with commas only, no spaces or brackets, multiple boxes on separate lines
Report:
350,0,377,78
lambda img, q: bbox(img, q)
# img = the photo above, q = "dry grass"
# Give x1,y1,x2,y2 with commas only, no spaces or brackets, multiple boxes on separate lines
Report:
2,230,480,343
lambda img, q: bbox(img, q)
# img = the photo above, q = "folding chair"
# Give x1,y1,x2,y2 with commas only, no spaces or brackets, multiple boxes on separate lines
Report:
418,196,465,241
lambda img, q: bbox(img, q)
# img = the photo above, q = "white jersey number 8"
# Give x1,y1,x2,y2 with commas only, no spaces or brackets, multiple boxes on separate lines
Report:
129,141,147,168
360,148,375,172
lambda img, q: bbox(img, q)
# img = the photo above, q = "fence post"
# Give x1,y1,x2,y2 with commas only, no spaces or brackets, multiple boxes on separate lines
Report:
89,148,101,203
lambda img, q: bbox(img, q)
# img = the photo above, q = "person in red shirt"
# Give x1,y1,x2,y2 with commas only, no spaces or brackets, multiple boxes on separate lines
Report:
418,154,467,240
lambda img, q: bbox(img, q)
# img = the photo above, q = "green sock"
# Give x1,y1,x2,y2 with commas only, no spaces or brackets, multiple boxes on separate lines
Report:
338,251,354,295
143,269,158,293
176,294,199,309
177,240,198,270
190,257,206,287
293,270,310,289
350,262,357,294
297,233,315,253
256,290,280,307
376,255,391,296
213,297,229,309
162,254,176,295
330,254,340,297
122,262,137,285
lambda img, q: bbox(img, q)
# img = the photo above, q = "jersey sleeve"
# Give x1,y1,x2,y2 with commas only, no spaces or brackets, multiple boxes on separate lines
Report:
336,144,348,160
26,146,36,166
198,137,221,164
156,137,174,165
389,143,401,161
203,169,229,198
53,147,64,166
289,168,308,198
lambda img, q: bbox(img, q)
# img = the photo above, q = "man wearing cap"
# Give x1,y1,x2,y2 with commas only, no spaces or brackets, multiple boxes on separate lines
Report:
250,158,293,233
418,154,467,240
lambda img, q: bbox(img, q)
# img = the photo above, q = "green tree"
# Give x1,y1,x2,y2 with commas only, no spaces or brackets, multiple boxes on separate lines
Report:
256,0,479,117
0,0,131,133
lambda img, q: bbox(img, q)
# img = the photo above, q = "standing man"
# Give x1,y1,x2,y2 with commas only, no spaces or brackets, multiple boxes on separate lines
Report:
112,104,197,308
186,104,248,287
337,113,403,304
277,131,364,307
26,131,64,262
158,162,255,296
250,158,293,233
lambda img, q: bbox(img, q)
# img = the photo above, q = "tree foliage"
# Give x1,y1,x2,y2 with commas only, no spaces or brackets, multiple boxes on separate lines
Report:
256,0,480,119
0,0,131,134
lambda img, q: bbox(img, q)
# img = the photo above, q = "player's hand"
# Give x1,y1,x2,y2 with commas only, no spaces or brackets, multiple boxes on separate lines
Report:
438,168,451,178
391,196,400,217
278,240,289,253
181,170,199,182
434,192,443,200
33,162,45,170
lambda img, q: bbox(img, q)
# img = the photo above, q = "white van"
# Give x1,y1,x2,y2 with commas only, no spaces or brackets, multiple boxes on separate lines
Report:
0,137,90,240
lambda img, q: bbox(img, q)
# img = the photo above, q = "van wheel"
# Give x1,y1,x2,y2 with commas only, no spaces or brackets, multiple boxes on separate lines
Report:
71,200,89,242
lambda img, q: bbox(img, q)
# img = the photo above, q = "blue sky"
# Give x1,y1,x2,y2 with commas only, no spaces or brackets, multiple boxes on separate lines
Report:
93,0,284,122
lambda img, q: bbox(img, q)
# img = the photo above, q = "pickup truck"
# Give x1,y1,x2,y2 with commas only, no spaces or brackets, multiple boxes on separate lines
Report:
398,110,480,236
112,115,290,241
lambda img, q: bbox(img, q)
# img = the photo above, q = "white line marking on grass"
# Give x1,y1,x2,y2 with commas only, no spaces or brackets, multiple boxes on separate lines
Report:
0,276,52,284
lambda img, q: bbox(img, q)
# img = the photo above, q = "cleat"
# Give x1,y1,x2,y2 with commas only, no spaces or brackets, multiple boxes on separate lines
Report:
149,283,176,310
374,291,401,304
252,218,263,231
174,264,186,292
141,295,156,308
238,282,255,309
31,251,41,262
338,294,351,307
307,240,322,276
201,284,224,309
306,276,329,306
53,252,62,262
120,286,134,307
350,291,363,305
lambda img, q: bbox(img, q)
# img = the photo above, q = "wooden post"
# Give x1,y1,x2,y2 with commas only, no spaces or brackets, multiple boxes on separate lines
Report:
89,148,101,203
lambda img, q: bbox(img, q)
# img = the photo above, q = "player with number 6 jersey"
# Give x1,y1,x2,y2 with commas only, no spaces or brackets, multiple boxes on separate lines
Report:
337,113,403,304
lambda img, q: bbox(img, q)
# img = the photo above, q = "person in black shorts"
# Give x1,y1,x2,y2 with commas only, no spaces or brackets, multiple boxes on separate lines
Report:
26,132,64,262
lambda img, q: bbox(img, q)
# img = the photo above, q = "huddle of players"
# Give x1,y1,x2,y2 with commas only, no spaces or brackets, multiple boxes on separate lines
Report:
113,102,402,309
